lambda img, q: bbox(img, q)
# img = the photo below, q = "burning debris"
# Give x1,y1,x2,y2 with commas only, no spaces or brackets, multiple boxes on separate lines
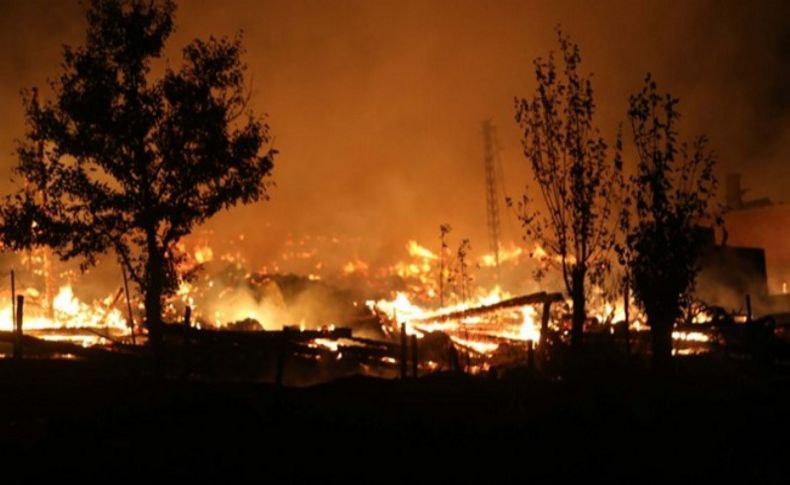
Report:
0,229,771,382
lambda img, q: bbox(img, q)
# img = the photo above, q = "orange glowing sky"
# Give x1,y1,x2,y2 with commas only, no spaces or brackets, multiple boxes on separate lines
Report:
1,0,788,268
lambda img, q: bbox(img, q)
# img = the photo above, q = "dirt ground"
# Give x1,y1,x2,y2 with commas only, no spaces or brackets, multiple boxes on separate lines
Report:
0,354,788,483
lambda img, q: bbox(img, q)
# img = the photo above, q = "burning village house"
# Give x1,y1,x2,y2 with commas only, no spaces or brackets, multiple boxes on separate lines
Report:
672,175,790,358
717,174,790,312
0,222,767,385
0,229,572,383
0,169,785,382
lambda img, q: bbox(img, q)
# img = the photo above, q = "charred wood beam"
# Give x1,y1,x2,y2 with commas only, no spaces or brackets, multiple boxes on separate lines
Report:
451,340,490,357
413,291,564,324
81,327,127,346
346,336,400,352
0,330,140,359
293,341,395,360
162,325,353,343
281,326,352,339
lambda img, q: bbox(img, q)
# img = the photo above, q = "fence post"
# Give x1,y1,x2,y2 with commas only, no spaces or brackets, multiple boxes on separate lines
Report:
411,334,419,379
624,281,631,357
10,270,15,331
527,340,535,374
121,265,135,345
400,323,408,380
540,300,551,364
14,295,24,360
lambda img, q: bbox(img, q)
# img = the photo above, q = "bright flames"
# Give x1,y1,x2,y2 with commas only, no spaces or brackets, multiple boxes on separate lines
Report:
0,285,128,347
367,288,542,359
0,232,721,369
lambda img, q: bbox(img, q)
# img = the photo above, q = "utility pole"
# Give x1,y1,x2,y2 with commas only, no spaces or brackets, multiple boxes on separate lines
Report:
482,120,502,278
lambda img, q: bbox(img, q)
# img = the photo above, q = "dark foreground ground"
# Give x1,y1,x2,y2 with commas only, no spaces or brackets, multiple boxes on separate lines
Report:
0,355,788,483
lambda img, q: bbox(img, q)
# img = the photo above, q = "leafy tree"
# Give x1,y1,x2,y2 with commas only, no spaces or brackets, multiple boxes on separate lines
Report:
0,0,275,357
512,28,623,352
619,74,719,370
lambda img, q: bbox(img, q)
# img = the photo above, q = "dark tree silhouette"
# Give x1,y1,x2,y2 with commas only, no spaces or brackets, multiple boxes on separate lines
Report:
456,238,472,304
512,28,624,352
0,0,275,358
438,223,451,307
619,74,719,370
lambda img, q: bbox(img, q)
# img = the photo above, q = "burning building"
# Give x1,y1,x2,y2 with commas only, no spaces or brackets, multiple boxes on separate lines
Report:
713,174,790,312
692,174,790,318
723,174,790,294
696,227,769,312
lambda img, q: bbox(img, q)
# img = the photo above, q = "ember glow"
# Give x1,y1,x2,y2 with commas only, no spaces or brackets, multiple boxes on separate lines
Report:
672,331,711,343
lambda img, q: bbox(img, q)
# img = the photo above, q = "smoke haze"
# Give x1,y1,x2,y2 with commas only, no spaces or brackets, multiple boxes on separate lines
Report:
1,0,788,271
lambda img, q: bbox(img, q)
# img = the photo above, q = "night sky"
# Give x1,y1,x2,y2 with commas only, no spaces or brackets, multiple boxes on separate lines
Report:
1,0,788,268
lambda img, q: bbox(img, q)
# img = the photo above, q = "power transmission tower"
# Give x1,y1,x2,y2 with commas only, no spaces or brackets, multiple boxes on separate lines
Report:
482,120,501,276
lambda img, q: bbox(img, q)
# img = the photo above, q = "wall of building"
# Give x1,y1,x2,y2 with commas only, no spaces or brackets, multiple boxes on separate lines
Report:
724,204,790,295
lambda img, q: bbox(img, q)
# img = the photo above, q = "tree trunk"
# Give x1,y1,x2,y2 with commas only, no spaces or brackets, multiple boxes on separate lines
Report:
145,285,163,368
570,266,586,353
144,228,165,368
650,315,673,373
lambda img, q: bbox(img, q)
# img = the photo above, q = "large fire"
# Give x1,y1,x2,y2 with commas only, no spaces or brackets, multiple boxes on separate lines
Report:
366,289,541,349
0,235,721,371
0,284,129,347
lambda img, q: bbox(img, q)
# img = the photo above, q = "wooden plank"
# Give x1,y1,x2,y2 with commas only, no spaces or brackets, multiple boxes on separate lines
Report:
14,295,23,360
413,291,564,324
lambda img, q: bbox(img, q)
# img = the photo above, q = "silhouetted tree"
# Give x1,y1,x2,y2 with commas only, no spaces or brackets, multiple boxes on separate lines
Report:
512,28,624,352
619,74,719,370
456,238,472,304
0,0,275,359
438,223,451,307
